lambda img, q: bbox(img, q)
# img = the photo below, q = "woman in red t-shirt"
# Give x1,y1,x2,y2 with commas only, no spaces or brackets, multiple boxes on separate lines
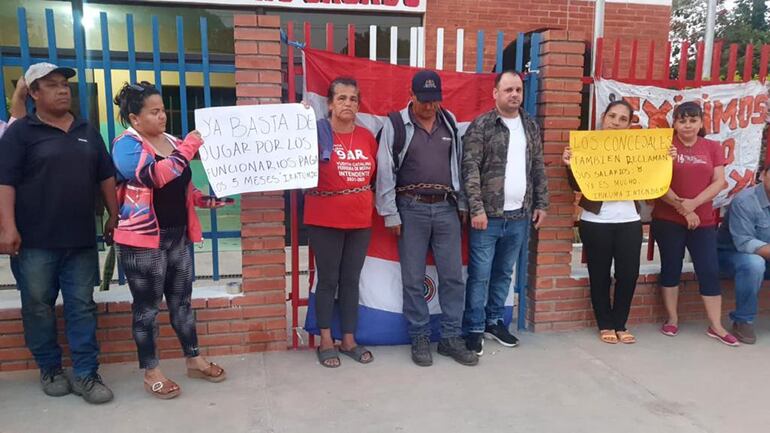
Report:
652,102,738,346
304,77,378,367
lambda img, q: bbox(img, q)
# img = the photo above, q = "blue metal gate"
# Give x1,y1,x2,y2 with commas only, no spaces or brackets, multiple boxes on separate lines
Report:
0,7,239,283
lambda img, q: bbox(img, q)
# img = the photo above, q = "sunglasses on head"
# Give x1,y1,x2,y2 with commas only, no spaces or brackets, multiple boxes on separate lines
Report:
129,83,149,92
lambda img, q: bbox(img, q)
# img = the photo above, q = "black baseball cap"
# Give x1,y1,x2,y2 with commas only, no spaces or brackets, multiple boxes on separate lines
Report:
411,70,442,102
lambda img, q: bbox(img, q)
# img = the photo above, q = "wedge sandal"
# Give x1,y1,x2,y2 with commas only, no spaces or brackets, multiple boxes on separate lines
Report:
187,362,226,383
144,379,181,400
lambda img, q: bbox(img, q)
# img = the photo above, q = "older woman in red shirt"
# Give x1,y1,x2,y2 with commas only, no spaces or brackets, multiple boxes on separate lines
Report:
304,77,378,367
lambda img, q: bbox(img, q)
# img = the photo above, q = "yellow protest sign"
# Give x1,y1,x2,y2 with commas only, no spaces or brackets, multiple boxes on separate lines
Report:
569,128,674,201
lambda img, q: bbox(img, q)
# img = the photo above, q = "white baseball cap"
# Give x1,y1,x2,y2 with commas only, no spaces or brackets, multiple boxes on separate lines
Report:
24,62,76,87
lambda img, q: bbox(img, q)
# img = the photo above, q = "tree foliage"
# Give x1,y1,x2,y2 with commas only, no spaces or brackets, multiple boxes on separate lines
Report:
670,0,769,79
718,0,770,79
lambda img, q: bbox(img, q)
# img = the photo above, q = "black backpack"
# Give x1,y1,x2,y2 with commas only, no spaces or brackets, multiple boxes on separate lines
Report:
376,108,458,170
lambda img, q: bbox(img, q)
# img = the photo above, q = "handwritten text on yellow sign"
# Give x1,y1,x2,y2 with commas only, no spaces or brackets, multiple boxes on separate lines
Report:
569,128,674,201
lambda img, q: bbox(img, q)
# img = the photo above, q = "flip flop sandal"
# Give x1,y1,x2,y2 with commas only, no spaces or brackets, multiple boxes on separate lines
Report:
599,330,619,344
144,379,181,400
616,331,637,344
339,345,374,364
187,362,227,383
316,347,341,368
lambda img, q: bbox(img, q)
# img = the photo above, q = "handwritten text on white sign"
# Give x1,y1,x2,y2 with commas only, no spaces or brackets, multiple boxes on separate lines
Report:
194,103,318,197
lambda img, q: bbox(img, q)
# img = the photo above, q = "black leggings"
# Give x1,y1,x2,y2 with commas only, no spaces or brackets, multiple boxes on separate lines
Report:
117,227,199,369
579,220,642,331
308,225,371,334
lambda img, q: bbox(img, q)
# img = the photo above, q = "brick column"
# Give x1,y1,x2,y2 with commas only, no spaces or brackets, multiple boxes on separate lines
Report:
233,14,287,351
529,31,589,332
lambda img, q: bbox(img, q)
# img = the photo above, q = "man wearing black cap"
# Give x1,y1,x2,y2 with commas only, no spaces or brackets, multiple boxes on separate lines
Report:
376,70,478,367
0,63,117,403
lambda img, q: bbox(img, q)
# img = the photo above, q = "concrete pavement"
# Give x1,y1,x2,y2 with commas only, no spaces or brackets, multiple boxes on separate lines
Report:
1,321,768,433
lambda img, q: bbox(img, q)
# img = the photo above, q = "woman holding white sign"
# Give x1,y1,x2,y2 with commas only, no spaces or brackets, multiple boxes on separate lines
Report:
111,82,231,399
653,101,738,346
563,100,647,344
304,77,377,368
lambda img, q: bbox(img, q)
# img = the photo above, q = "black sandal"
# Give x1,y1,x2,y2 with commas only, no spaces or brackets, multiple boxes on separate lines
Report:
339,345,374,364
316,347,341,368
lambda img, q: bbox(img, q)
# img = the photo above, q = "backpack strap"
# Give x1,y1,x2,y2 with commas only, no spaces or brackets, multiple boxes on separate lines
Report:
440,107,458,136
375,111,407,170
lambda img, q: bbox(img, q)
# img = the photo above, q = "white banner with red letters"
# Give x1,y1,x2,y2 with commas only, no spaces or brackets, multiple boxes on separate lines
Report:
595,79,769,207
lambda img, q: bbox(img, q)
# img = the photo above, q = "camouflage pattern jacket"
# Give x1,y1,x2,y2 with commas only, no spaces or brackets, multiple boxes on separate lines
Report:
462,108,549,217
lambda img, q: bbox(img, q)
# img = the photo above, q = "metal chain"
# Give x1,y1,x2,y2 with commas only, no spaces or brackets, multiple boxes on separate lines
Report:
395,183,454,193
306,184,372,197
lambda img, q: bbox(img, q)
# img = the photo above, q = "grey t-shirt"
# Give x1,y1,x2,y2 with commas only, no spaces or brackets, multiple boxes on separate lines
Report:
396,110,453,195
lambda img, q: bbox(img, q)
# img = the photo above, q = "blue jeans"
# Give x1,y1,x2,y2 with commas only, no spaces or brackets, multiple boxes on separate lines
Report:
463,214,529,334
397,195,465,339
718,249,770,324
11,247,100,378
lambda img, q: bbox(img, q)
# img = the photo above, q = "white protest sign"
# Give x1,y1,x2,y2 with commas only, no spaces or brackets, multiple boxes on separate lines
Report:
194,103,318,197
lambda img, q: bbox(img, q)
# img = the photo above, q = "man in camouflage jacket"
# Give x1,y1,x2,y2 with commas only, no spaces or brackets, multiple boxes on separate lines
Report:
461,71,549,355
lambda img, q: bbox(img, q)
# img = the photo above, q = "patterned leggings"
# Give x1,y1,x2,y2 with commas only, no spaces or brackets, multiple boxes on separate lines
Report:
117,227,199,369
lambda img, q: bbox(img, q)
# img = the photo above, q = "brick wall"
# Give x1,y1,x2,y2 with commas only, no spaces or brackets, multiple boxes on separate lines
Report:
0,14,287,372
423,0,671,75
0,293,286,372
529,30,588,331
233,13,288,349
527,30,770,331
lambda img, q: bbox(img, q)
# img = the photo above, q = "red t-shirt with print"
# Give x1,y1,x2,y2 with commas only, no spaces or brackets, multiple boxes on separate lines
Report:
303,126,378,229
653,136,726,227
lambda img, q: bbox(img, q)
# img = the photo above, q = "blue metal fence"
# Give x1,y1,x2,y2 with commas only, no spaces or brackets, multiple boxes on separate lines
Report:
0,7,239,283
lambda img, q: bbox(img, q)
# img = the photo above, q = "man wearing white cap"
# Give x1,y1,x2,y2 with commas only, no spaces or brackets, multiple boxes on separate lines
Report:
0,63,117,404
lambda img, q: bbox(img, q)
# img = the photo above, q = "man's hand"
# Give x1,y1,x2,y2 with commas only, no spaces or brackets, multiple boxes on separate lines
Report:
103,216,118,246
684,212,700,230
9,77,28,119
755,244,770,260
388,225,402,237
471,213,488,230
561,147,572,166
0,225,21,255
458,211,468,225
533,209,547,229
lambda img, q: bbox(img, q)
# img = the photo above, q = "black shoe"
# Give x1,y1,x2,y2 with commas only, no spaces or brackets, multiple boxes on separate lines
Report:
484,321,519,347
40,367,71,397
438,336,479,366
411,336,433,367
465,333,484,356
733,322,757,344
72,373,114,404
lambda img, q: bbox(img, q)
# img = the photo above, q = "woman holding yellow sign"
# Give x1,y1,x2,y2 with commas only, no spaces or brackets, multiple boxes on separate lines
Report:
563,100,646,344
653,102,738,347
